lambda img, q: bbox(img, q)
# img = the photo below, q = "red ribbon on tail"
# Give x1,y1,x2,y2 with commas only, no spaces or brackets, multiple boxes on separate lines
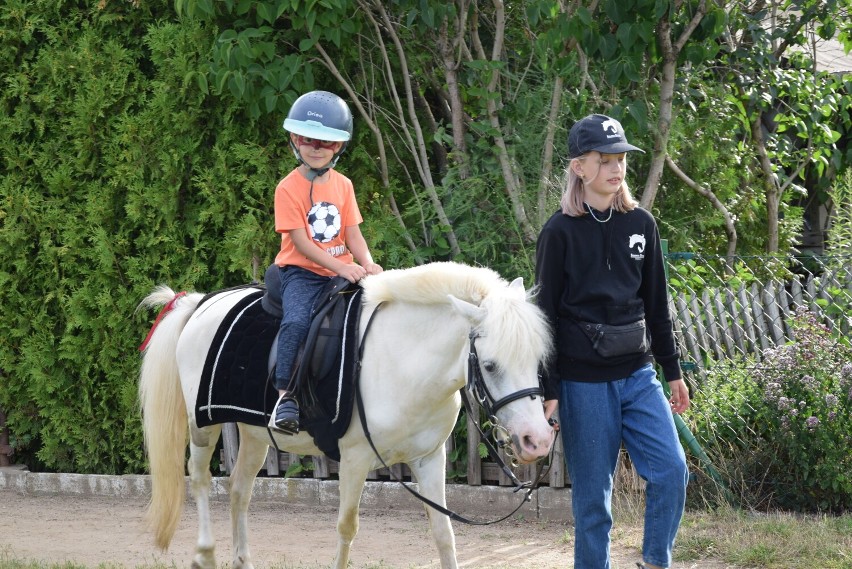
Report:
138,291,188,352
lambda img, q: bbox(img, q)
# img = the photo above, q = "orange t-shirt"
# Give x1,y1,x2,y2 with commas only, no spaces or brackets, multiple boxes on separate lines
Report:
273,168,363,276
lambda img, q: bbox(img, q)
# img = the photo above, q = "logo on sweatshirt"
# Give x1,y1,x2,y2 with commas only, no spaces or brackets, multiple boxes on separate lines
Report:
629,233,646,260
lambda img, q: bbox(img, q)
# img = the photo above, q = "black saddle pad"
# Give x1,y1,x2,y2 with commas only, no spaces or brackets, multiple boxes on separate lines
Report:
195,289,279,428
194,286,362,461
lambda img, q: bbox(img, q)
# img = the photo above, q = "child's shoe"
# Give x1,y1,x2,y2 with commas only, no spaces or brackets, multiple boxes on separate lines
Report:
268,393,299,434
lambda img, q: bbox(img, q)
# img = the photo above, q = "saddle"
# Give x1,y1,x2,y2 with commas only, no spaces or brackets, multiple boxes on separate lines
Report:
195,265,363,461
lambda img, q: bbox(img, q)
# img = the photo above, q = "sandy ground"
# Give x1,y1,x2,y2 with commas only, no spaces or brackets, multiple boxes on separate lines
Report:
0,490,573,568
0,490,738,569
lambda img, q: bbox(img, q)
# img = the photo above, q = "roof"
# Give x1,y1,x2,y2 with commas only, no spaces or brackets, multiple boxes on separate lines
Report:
812,37,852,74
762,11,852,75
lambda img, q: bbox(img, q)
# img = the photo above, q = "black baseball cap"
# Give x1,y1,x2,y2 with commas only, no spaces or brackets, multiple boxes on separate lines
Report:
567,114,644,158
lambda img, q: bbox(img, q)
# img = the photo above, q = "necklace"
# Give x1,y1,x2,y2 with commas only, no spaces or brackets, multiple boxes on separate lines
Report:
585,202,613,223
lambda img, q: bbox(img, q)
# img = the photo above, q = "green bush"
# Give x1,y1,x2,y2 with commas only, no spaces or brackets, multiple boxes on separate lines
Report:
0,2,279,473
0,1,408,474
689,309,852,513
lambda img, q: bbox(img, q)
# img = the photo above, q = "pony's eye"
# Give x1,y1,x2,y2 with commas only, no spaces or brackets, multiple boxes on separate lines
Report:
482,361,497,374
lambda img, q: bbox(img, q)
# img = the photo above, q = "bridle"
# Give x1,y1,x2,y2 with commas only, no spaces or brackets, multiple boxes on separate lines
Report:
466,330,544,418
464,330,544,469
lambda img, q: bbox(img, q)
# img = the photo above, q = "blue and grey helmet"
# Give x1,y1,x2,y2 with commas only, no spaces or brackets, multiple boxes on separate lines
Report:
284,91,353,141
283,91,353,175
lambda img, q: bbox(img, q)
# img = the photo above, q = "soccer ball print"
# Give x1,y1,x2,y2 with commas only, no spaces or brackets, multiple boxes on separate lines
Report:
307,201,342,243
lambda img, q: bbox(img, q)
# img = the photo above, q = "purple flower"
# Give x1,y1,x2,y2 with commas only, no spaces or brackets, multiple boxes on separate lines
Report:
825,394,838,407
777,397,792,411
800,375,818,391
764,382,782,402
806,416,819,431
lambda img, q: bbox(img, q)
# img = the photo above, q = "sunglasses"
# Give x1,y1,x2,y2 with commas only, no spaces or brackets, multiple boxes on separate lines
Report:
294,135,339,150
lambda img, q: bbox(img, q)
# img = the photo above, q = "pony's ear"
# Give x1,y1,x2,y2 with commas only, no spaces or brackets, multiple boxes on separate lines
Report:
508,277,527,299
448,294,486,325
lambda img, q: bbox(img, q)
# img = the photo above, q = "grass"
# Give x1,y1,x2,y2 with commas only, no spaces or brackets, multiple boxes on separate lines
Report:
609,488,852,569
688,509,852,568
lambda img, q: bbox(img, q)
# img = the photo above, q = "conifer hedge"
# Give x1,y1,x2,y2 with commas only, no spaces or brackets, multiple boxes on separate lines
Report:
0,1,347,473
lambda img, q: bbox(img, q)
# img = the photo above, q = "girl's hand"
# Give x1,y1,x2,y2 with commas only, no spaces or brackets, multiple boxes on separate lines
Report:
543,399,559,431
668,379,690,415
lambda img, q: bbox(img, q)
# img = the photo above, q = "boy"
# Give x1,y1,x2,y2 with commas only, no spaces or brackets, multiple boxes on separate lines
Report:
270,90,382,434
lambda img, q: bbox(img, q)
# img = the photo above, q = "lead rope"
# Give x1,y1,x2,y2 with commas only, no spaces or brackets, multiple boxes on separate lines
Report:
354,304,556,525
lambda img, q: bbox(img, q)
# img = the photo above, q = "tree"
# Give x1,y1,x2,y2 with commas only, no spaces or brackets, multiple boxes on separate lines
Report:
710,0,851,252
1,0,849,474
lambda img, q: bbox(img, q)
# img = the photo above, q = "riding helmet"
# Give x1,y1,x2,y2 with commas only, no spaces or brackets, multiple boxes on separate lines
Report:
284,91,353,143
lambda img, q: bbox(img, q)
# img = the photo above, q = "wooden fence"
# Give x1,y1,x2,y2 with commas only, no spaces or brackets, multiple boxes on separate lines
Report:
220,406,568,488
220,258,852,488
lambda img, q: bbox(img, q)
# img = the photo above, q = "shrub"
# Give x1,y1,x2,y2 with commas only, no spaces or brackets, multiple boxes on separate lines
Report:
689,308,852,513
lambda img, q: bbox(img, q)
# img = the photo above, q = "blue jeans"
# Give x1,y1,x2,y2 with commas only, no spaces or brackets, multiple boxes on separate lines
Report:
274,265,330,390
559,364,688,569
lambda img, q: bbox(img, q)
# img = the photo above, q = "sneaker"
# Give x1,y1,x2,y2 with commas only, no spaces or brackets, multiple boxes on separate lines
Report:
268,393,300,434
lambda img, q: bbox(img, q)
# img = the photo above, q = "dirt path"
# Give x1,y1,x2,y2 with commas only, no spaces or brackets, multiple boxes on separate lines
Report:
0,490,573,568
0,490,736,568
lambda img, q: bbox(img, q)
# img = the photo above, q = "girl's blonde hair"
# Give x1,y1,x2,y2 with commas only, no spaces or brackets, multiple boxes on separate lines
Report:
560,155,639,217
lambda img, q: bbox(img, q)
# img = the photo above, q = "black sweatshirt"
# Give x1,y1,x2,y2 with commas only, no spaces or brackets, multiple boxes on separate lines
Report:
534,206,681,400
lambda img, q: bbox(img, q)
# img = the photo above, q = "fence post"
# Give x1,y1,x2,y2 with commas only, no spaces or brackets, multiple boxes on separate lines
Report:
466,402,483,485
662,242,737,507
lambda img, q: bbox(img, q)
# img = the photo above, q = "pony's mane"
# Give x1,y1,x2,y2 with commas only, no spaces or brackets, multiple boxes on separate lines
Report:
362,262,504,306
362,262,553,364
479,282,553,365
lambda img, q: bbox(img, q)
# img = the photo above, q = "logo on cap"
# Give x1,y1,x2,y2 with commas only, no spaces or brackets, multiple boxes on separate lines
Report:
601,118,622,139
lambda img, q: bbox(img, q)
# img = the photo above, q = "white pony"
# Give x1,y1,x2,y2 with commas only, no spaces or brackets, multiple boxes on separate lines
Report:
138,261,554,569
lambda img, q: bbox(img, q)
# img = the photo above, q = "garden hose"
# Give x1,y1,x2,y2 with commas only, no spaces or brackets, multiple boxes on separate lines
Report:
663,365,739,507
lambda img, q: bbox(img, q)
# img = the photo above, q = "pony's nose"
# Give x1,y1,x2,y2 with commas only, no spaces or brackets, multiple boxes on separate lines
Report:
514,427,554,463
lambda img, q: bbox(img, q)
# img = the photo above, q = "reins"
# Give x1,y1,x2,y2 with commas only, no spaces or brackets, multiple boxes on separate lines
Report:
264,296,556,526
354,304,556,526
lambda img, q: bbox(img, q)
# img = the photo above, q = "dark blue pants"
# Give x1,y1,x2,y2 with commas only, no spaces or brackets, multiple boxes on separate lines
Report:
274,265,330,390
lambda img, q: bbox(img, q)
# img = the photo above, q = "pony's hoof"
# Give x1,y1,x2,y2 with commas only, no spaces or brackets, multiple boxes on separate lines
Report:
191,547,216,569
232,557,255,569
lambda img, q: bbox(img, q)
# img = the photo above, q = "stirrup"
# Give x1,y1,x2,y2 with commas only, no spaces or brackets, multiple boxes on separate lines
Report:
268,393,300,435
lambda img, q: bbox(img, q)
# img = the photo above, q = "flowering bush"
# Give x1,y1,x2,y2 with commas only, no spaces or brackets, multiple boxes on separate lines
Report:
689,308,852,512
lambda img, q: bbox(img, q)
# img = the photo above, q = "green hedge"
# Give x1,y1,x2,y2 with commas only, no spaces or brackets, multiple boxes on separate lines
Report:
0,1,327,473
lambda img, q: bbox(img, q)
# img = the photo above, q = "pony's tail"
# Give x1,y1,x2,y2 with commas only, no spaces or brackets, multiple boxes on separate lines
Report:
138,285,200,550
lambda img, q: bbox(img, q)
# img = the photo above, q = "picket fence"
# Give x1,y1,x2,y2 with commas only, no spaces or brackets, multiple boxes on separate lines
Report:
220,256,852,490
669,263,852,382
220,399,567,488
